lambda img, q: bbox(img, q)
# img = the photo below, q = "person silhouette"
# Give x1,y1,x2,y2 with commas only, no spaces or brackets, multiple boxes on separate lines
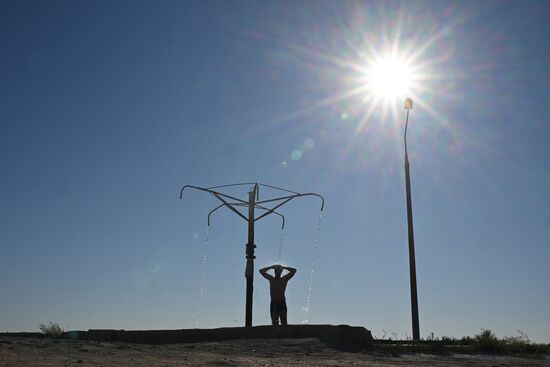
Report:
259,264,297,325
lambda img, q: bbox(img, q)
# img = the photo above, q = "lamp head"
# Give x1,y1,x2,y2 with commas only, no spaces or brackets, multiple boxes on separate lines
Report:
404,98,413,110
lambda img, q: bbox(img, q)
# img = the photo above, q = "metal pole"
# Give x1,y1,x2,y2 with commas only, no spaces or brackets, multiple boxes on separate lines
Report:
245,184,257,327
404,105,420,341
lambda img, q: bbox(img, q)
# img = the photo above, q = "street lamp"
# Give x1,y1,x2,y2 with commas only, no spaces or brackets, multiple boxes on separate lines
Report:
403,97,420,341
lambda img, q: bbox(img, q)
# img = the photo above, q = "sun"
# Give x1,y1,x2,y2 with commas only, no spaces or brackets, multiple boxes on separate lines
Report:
267,6,448,131
361,53,415,102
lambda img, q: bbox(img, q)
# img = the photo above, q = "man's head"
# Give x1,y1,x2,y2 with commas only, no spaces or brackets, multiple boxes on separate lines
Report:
274,265,283,278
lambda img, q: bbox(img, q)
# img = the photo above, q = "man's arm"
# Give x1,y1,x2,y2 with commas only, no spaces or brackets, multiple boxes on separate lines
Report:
259,266,274,280
282,266,297,280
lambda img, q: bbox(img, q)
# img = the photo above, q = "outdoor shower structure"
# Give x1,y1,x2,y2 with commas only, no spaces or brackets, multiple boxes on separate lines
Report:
180,182,325,327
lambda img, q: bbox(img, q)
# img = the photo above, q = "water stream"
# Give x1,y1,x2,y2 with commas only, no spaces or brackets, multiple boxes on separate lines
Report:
195,225,210,327
301,211,323,324
277,228,285,263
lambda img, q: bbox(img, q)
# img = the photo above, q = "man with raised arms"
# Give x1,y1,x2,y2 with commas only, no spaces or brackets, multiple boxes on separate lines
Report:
259,264,297,325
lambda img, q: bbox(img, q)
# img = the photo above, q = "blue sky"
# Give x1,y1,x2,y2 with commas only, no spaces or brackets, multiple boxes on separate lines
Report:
1,0,550,342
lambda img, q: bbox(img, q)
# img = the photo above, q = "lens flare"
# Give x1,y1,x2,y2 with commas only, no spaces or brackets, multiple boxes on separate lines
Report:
363,54,413,101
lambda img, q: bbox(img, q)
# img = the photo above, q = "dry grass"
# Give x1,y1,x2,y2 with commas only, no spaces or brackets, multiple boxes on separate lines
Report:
38,321,65,336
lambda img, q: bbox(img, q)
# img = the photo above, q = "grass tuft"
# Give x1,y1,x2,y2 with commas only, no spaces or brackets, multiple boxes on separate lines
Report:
374,329,550,356
38,321,65,337
463,329,548,354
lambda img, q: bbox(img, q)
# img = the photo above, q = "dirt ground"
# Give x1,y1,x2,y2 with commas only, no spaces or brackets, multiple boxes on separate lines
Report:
1,336,549,367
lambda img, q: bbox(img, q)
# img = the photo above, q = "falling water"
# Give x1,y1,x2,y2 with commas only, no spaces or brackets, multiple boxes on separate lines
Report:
301,211,323,324
195,225,210,328
277,228,285,262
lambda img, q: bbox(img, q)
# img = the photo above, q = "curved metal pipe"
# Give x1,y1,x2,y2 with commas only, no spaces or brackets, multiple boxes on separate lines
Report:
180,185,248,205
253,203,286,229
277,212,285,229
255,192,325,211
301,192,325,211
180,184,208,199
207,204,225,226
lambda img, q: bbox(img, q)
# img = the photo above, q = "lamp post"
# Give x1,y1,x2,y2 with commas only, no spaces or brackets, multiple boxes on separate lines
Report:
403,97,420,341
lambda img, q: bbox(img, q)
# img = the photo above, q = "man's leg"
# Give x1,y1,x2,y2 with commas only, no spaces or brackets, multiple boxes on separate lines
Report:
270,302,279,325
280,311,288,325
280,301,288,325
270,311,279,325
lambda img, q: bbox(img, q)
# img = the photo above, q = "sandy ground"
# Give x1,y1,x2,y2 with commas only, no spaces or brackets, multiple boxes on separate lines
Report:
1,336,549,367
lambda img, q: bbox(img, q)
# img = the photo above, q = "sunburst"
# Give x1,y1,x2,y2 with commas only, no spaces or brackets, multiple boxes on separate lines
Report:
360,53,415,104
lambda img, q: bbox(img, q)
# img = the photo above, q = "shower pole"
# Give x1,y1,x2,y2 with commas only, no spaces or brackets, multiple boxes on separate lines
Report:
245,184,257,327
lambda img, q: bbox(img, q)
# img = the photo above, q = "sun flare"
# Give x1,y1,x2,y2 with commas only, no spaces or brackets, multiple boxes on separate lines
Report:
268,4,449,136
362,54,415,102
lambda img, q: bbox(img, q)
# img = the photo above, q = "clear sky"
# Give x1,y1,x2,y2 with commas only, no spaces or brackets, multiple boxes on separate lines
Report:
1,0,550,342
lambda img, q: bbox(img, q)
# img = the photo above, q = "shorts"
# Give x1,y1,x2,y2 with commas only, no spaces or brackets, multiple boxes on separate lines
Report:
270,301,287,313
